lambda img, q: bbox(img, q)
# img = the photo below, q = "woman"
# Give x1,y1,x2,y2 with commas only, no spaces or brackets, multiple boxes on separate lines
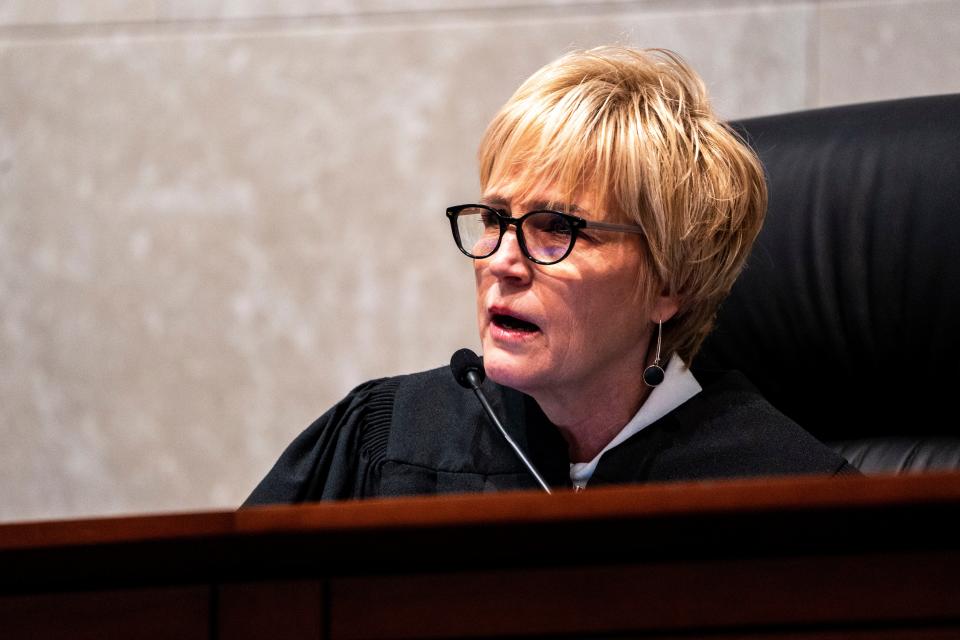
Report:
245,46,854,505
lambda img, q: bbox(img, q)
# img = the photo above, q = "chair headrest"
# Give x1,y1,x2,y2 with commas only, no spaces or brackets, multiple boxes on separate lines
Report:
698,95,960,441
831,438,960,474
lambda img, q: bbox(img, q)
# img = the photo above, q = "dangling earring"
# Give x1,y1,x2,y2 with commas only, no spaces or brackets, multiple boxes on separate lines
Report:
643,319,665,387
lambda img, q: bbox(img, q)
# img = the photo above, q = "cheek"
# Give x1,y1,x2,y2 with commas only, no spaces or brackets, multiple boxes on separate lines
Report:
602,247,650,311
473,262,492,325
473,263,487,300
575,264,647,336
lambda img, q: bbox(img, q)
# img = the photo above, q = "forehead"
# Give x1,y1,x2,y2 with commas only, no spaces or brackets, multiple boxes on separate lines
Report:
480,175,602,218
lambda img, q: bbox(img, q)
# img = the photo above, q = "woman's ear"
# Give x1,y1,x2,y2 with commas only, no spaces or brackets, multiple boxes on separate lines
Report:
650,289,681,325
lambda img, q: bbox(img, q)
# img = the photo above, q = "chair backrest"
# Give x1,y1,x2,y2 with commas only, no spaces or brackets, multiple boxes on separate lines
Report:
698,94,960,473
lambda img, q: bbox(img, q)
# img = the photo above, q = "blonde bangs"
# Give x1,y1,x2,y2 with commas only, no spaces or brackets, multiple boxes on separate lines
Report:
480,87,614,217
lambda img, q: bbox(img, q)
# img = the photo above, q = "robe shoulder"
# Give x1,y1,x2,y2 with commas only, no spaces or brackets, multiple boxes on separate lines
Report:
242,366,564,505
591,370,858,485
242,375,400,505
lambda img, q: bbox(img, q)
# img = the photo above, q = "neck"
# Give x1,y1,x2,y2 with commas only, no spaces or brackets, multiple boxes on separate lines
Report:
532,373,653,463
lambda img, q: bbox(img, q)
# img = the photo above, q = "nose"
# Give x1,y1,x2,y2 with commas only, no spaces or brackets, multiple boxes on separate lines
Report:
484,227,532,284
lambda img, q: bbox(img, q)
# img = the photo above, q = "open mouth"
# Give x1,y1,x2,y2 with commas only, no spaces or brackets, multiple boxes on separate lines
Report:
492,313,541,333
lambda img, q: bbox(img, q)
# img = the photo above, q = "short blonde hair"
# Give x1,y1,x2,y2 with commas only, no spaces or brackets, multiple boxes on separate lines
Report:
478,46,767,363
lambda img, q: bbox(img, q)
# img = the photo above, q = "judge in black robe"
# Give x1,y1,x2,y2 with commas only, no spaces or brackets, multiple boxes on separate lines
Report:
244,46,856,507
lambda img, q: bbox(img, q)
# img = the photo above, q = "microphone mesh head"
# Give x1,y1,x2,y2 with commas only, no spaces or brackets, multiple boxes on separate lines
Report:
450,348,485,388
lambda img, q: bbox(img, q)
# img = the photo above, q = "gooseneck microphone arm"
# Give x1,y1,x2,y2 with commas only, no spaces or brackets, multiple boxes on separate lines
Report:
450,349,553,495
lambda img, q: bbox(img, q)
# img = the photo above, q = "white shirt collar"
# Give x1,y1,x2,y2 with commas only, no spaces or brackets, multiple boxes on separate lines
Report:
569,354,702,488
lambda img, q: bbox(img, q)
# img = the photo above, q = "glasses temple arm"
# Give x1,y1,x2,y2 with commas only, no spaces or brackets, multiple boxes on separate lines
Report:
582,220,645,234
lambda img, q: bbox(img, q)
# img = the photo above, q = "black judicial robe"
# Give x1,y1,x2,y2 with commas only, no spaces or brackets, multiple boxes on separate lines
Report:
244,366,856,505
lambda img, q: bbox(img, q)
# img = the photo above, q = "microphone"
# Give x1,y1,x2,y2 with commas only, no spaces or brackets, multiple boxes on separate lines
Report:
450,348,552,494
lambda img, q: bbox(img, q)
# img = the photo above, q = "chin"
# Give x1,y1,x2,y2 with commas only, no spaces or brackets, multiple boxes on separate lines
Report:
481,348,543,394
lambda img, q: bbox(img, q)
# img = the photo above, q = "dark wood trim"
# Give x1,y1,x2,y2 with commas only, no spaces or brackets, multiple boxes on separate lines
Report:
3,474,960,638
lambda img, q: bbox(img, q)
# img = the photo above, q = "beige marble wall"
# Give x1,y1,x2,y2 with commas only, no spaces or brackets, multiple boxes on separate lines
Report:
2,0,958,522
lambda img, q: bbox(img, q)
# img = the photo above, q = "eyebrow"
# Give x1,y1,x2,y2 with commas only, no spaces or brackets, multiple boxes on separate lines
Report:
480,195,589,216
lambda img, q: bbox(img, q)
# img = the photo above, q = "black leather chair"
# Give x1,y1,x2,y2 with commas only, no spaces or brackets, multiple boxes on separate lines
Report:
698,94,960,473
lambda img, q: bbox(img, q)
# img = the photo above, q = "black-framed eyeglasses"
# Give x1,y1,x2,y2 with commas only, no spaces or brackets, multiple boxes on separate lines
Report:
446,203,645,265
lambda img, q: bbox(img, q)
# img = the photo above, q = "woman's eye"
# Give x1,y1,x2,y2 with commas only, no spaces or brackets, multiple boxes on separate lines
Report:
542,217,572,236
480,212,499,227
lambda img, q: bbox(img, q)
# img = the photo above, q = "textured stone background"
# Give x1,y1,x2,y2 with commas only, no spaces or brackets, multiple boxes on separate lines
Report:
2,0,959,522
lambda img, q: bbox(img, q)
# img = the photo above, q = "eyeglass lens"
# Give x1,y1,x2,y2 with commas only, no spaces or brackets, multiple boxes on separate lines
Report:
454,207,574,263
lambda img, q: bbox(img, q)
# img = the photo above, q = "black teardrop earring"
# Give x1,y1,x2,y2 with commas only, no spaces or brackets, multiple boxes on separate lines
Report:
643,319,665,387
